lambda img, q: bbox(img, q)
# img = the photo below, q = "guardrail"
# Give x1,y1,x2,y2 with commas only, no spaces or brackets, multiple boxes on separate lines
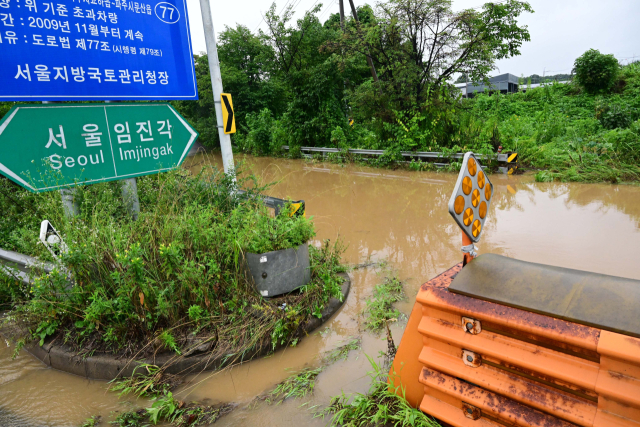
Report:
0,248,55,285
281,146,518,174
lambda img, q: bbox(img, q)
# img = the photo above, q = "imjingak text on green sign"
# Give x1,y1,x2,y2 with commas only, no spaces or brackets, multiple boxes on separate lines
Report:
0,103,198,192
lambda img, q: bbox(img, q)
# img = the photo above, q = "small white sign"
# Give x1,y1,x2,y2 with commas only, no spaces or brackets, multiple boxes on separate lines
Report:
260,256,267,263
260,290,269,296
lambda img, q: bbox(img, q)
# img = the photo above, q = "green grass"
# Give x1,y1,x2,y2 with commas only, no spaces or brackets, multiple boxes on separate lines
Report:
322,338,361,365
0,164,345,366
267,367,324,405
108,364,182,398
320,356,440,427
104,393,234,427
80,415,102,427
362,275,405,333
263,337,362,406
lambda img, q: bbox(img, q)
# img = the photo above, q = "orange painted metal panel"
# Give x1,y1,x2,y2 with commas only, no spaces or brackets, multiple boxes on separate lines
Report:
417,315,600,391
393,263,640,426
418,347,597,426
420,394,502,427
388,302,427,408
420,368,577,427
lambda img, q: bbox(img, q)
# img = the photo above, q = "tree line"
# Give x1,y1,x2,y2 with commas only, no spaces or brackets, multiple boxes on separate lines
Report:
173,0,533,155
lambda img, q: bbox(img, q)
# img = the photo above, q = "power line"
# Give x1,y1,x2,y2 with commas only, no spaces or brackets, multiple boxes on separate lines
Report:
253,0,296,33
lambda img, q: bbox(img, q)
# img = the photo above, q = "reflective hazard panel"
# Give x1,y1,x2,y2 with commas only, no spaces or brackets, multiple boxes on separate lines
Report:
221,93,236,134
507,152,518,175
448,152,493,243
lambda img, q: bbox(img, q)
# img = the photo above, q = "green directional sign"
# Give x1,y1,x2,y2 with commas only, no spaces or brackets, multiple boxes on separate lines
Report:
0,103,199,193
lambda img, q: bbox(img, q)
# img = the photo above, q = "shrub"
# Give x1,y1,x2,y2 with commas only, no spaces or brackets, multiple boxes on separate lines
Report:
574,49,619,94
0,165,343,357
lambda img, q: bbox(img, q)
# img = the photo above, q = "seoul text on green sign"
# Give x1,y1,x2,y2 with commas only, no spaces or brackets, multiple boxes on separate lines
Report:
0,103,199,192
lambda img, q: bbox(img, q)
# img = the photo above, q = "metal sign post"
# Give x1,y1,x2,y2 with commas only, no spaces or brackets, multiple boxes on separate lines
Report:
198,0,235,177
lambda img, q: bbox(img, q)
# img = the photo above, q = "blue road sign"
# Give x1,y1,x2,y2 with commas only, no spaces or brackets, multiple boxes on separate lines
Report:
0,0,197,100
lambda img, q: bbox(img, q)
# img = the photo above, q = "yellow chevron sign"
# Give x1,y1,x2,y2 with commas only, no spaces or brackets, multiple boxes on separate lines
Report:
221,93,236,134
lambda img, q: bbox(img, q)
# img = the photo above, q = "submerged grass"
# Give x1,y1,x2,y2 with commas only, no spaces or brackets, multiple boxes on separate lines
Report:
102,394,233,427
320,355,440,427
262,337,362,406
267,367,324,405
362,274,405,333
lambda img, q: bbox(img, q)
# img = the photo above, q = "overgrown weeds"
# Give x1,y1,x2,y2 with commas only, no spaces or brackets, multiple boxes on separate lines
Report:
0,164,345,365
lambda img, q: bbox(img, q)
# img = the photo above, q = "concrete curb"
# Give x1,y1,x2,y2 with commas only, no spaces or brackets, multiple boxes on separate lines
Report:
20,273,351,380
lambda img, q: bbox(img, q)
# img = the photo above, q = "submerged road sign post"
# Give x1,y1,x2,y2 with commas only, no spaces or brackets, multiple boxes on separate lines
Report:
0,103,198,192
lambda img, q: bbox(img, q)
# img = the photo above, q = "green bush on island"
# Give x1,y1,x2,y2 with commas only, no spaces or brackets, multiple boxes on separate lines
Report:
0,166,346,358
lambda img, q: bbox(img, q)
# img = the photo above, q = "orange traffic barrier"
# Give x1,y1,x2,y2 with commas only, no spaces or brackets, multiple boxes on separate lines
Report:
390,262,640,427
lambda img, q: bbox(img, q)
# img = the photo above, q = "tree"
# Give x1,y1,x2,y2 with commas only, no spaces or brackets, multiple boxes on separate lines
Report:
334,0,533,108
573,49,619,94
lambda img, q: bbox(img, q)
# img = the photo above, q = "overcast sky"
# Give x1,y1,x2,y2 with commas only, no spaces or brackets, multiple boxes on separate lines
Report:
185,0,640,77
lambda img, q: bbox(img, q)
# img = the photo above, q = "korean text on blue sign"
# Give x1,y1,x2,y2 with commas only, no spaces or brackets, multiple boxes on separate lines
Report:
0,0,197,100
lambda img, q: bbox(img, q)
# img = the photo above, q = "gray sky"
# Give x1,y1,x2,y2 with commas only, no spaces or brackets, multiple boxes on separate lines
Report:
186,0,640,77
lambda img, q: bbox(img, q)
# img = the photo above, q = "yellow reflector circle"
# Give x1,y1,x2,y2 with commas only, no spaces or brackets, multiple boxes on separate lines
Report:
463,208,474,226
471,189,480,207
468,157,477,176
485,183,492,201
462,176,473,195
477,170,485,189
454,195,465,214
479,201,487,219
472,219,482,237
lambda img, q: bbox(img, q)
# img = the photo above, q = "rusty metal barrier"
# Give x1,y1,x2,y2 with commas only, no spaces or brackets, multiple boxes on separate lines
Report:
390,263,640,427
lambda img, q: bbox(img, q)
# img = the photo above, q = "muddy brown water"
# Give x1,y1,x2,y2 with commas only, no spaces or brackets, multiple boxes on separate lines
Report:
2,153,640,426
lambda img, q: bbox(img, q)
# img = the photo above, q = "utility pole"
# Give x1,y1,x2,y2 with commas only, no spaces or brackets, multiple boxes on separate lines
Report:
339,0,345,31
347,0,379,82
199,0,235,178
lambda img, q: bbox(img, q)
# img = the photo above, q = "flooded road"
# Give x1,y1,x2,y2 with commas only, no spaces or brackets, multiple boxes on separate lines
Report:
2,153,640,426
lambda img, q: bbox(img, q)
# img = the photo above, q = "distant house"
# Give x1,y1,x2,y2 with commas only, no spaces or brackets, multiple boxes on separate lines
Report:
454,73,571,97
454,73,520,98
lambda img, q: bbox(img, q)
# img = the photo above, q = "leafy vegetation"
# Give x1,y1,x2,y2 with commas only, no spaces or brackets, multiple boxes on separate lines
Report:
170,0,639,184
0,164,345,359
80,415,102,427
106,396,233,427
363,275,404,333
168,0,532,154
320,355,440,427
263,337,361,405
267,367,324,405
574,49,620,95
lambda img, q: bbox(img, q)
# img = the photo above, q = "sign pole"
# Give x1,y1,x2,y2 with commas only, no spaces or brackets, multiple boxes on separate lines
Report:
104,100,140,220
120,178,140,220
42,101,79,218
198,0,235,178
